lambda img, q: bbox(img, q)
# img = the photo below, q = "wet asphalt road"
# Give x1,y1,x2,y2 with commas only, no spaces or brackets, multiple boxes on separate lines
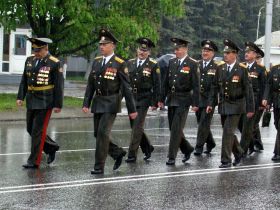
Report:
0,112,280,210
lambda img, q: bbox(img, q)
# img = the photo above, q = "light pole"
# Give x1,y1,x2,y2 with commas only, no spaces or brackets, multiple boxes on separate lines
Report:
256,6,265,40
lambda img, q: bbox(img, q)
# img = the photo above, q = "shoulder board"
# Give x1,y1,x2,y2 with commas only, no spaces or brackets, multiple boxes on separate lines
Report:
49,55,59,63
149,58,157,64
215,60,225,66
94,56,102,60
189,57,198,62
128,58,136,62
115,56,124,63
271,64,280,69
239,63,247,68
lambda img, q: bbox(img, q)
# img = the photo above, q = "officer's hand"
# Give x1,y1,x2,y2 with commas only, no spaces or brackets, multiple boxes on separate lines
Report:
129,112,138,119
247,112,254,118
16,100,23,106
82,107,89,113
262,100,268,107
192,106,199,112
53,108,61,113
158,102,164,109
206,106,212,113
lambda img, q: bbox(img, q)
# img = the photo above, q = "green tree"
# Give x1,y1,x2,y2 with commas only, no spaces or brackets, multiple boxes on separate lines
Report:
0,0,184,58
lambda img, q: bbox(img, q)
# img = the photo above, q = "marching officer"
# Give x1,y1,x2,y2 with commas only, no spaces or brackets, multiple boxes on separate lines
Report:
263,64,280,161
82,29,137,174
162,37,199,165
207,39,254,168
125,38,163,163
17,37,63,169
239,42,266,155
194,40,218,156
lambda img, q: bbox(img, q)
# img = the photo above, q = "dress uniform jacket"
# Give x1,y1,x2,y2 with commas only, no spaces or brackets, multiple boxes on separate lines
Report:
17,54,64,109
246,61,266,110
264,64,280,108
162,56,199,107
83,55,136,114
198,59,218,108
209,62,255,115
127,57,161,107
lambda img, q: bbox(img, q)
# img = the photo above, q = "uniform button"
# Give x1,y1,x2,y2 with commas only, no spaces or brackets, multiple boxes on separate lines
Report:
173,80,176,82
201,79,203,81
202,73,204,76
175,74,177,77
134,79,137,81
98,82,100,84
32,79,34,81
225,87,228,90
33,73,35,75
226,82,228,84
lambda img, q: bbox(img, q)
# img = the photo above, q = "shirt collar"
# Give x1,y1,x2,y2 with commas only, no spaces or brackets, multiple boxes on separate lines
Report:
137,58,147,65
227,60,236,70
178,55,188,64
103,53,114,64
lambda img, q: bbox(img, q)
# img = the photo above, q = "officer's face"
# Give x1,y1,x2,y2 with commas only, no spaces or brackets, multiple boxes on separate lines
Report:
174,47,188,59
99,42,115,56
137,48,150,60
223,52,237,64
245,50,257,62
201,48,214,61
33,46,48,59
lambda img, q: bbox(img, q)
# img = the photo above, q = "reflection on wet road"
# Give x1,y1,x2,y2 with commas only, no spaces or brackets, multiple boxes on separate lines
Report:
0,112,279,209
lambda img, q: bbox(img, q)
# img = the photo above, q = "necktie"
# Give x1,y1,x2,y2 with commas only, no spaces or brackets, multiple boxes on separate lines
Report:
102,58,106,67
138,60,142,68
204,61,207,69
35,59,41,67
227,65,231,73
178,60,181,68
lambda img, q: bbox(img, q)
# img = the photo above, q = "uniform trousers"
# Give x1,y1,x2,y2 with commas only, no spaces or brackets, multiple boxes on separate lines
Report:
167,106,194,159
26,109,59,166
93,113,125,170
128,107,153,158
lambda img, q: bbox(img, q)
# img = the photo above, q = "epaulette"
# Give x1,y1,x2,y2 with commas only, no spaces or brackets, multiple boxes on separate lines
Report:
215,60,225,66
115,56,124,63
239,63,247,68
271,64,280,69
129,58,136,62
49,55,59,63
149,58,157,64
94,56,102,60
189,57,198,62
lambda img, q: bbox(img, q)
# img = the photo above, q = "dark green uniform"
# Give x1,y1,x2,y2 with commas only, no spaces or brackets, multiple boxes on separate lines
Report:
209,62,255,164
83,55,136,171
263,64,280,157
126,57,161,159
162,56,199,161
239,61,266,153
17,54,63,166
195,59,218,154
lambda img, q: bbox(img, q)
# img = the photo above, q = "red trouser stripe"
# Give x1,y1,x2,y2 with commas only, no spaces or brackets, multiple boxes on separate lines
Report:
35,109,52,166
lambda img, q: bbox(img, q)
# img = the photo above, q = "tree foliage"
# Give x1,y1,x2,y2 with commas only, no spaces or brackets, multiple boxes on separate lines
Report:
0,0,184,58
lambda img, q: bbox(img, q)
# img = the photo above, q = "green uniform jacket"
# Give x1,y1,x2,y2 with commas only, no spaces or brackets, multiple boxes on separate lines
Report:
162,56,199,107
208,62,255,114
83,55,136,114
198,59,218,108
246,61,266,110
17,54,64,109
127,57,161,107
263,64,280,108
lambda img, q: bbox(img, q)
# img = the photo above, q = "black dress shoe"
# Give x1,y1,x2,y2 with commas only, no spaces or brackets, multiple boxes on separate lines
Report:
166,159,175,165
194,147,203,156
219,163,232,168
271,155,280,161
91,169,104,174
22,163,39,169
47,152,56,164
144,146,154,160
248,149,255,155
182,153,191,163
233,156,242,166
125,157,136,163
204,144,216,154
113,151,127,170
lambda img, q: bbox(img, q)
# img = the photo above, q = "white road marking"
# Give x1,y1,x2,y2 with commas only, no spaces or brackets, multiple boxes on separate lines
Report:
1,163,280,194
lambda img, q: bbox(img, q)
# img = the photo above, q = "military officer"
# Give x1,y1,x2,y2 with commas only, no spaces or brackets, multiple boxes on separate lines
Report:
194,40,218,156
17,37,63,169
239,42,266,155
125,38,163,163
82,29,137,174
162,37,199,165
206,39,254,168
263,64,280,161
